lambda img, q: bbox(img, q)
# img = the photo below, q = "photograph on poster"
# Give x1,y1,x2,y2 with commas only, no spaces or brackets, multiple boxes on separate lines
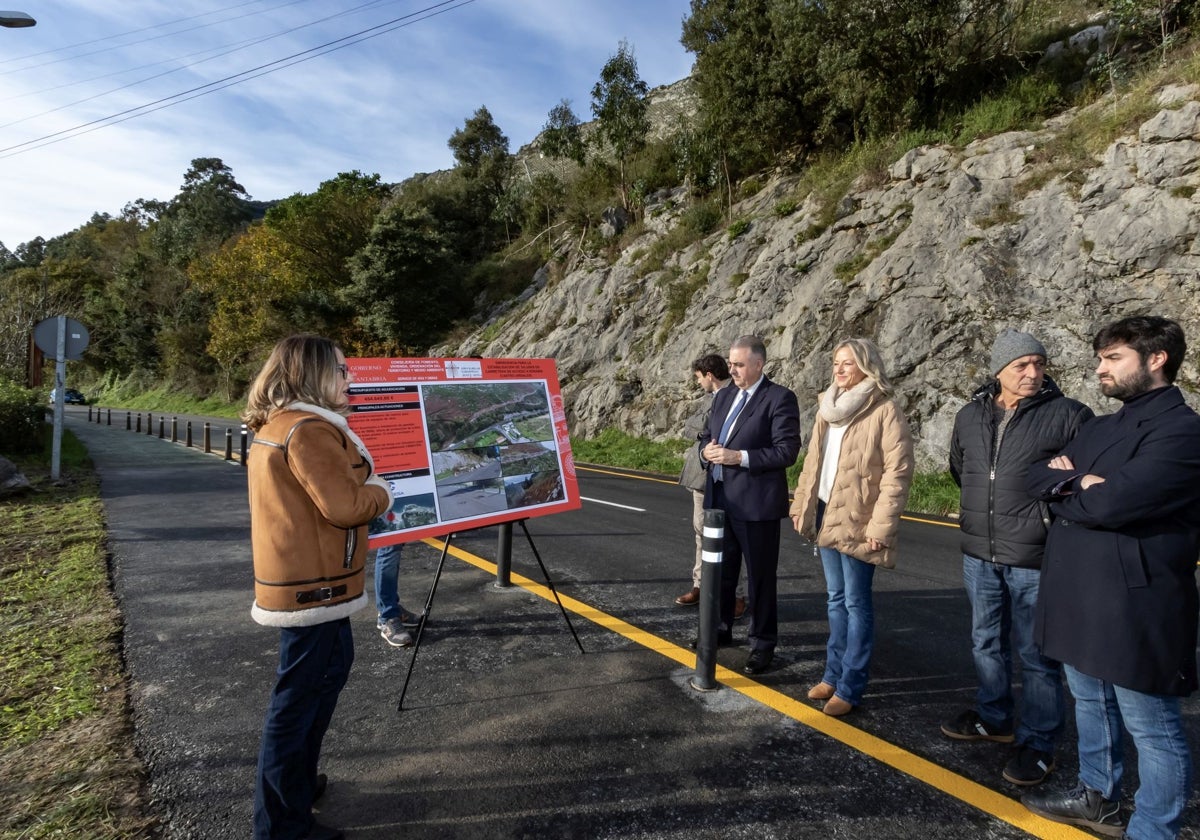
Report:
346,357,580,546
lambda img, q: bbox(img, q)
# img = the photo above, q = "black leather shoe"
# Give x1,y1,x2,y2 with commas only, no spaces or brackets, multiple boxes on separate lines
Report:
690,630,733,648
313,773,327,802
744,649,773,674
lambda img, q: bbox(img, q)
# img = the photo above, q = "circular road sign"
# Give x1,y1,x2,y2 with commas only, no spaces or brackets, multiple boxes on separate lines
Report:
33,316,90,360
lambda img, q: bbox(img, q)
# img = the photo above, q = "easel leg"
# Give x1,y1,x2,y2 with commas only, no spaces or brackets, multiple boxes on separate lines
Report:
518,519,585,654
397,535,452,711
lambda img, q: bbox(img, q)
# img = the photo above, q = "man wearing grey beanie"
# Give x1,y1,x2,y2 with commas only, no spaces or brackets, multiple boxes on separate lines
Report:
943,329,1094,787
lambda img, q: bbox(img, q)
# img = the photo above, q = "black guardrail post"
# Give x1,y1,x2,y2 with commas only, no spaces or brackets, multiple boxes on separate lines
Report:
224,428,233,461
689,508,726,692
135,413,141,433
126,411,131,431
203,422,211,454
157,416,165,439
87,407,92,421
146,412,153,435
495,521,513,588
185,421,193,448
240,424,248,467
106,408,111,426
170,416,177,443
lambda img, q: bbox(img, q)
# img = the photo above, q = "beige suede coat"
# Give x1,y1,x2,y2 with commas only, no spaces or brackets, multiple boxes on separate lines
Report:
248,403,392,627
789,390,914,568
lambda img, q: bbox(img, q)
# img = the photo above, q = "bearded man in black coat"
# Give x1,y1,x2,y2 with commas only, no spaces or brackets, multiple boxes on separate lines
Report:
1022,316,1200,840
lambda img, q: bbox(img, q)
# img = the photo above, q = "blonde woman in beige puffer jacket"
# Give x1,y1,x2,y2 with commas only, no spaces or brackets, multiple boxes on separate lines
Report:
789,338,913,718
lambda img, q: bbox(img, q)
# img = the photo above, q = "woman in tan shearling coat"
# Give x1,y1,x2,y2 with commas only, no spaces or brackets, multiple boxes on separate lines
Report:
245,335,392,840
789,338,913,717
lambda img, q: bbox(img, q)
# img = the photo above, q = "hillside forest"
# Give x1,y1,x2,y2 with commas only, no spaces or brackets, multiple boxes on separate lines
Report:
1,0,1193,401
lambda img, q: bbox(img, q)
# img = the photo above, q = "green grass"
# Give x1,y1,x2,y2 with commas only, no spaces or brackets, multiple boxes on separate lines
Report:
571,429,959,517
571,428,690,475
907,471,961,518
90,384,242,418
0,428,154,838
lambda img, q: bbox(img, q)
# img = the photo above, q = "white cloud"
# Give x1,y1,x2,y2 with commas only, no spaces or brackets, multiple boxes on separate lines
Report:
0,0,694,247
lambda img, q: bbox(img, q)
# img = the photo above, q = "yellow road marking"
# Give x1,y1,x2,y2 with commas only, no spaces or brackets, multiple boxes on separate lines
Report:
423,536,1091,840
575,464,960,528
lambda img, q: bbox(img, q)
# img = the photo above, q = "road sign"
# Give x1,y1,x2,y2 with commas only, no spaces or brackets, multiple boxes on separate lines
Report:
33,316,89,360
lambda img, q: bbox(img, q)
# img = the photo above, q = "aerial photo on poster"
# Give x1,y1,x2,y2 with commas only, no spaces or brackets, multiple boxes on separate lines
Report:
346,357,580,546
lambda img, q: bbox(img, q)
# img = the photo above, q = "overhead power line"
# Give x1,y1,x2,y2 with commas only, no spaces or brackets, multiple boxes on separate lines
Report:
0,0,477,160
0,0,307,70
0,0,403,128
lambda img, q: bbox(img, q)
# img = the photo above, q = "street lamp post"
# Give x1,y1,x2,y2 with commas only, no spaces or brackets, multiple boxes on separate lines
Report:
0,11,36,27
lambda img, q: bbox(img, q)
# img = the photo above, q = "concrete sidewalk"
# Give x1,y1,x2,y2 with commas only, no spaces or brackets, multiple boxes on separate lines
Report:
70,414,1087,840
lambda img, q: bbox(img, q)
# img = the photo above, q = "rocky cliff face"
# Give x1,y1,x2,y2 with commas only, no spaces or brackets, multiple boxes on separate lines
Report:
452,85,1200,469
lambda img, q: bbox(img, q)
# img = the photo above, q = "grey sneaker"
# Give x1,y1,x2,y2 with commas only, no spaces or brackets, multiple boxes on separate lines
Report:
378,618,414,648
1002,744,1055,786
940,709,1014,743
1021,785,1124,837
397,606,424,628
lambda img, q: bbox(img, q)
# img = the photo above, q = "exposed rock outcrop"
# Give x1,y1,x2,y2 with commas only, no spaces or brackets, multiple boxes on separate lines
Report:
452,94,1200,470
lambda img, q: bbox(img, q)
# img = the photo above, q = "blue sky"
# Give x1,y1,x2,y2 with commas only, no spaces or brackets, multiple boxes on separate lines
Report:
0,0,695,248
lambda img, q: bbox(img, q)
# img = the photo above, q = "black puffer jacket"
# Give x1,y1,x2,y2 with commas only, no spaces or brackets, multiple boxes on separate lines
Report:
949,376,1093,568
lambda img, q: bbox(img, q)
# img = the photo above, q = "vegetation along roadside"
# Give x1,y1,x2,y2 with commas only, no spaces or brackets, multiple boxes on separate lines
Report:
0,431,155,840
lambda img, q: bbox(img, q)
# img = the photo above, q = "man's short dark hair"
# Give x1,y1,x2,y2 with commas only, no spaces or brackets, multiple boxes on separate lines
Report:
1093,315,1187,383
691,353,730,380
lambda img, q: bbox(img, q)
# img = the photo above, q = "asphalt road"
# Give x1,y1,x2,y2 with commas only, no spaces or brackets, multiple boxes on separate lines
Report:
64,408,1200,840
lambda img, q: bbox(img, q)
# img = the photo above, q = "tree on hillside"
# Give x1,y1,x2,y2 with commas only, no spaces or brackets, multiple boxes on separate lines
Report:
540,99,587,167
448,106,513,204
683,0,1037,156
154,157,253,266
190,224,302,394
682,0,822,170
343,205,464,354
263,170,390,335
591,39,650,211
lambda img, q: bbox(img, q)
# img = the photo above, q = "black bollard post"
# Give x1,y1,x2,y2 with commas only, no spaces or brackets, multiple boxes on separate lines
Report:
186,421,193,448
135,413,141,433
224,428,233,461
106,408,111,426
240,424,248,467
203,422,211,454
170,417,177,443
87,407,93,422
689,508,726,692
495,521,513,588
157,417,165,439
146,412,153,435
126,412,131,431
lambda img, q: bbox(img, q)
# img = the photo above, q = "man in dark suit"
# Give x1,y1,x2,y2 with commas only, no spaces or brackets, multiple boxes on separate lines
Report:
699,335,801,675
1022,316,1200,840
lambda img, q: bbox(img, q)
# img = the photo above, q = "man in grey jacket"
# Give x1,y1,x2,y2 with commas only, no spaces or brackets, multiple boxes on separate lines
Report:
942,330,1093,786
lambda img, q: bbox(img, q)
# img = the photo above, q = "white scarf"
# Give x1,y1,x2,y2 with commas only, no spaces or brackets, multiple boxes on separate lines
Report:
817,379,877,427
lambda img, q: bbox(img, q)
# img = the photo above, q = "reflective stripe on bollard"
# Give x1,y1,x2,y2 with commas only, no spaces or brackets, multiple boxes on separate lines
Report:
689,507,725,692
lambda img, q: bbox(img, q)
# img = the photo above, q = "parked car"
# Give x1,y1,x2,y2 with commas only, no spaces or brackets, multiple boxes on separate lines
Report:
49,388,86,405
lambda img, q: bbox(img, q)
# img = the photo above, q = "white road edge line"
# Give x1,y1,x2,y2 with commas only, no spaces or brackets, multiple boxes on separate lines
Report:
580,496,646,512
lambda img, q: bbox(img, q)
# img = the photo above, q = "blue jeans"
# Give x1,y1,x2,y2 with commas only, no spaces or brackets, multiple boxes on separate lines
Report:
1065,666,1192,840
962,555,1063,753
818,547,876,705
374,543,403,621
254,618,353,840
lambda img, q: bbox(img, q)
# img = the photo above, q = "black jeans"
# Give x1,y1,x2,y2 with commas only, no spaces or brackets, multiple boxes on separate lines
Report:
253,618,353,839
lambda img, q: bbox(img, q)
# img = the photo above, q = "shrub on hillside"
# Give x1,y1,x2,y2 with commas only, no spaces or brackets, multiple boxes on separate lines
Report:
0,379,44,456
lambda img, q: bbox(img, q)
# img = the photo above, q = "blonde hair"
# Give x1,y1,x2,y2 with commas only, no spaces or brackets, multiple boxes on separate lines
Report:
833,338,894,396
243,335,347,430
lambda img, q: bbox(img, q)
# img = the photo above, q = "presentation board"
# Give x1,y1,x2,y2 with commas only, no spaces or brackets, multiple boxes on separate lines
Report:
347,357,581,547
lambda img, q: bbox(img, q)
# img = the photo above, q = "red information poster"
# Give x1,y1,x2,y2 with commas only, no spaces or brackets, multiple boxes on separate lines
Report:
346,357,581,547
